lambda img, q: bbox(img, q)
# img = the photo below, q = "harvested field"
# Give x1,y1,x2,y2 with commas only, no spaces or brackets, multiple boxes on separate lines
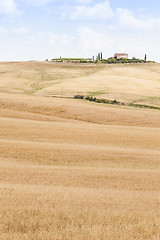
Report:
0,62,160,239
0,61,160,106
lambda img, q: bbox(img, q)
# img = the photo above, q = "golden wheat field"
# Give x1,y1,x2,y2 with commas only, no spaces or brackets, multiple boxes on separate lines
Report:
0,61,160,240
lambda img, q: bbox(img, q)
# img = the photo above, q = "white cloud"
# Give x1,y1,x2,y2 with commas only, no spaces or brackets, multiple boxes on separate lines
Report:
0,26,29,35
47,32,75,46
12,27,29,34
76,26,112,52
47,32,58,45
70,0,114,20
116,8,160,30
70,0,92,4
25,0,92,6
60,34,75,45
24,0,55,6
0,26,8,33
0,0,16,14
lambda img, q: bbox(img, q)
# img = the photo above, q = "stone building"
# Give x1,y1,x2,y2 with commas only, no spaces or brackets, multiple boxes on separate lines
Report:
114,53,128,59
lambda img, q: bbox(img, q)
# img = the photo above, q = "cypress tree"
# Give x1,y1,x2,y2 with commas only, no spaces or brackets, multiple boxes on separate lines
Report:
145,54,147,61
100,52,102,60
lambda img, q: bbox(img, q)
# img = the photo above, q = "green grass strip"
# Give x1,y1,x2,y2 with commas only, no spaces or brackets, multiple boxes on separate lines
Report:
74,95,160,110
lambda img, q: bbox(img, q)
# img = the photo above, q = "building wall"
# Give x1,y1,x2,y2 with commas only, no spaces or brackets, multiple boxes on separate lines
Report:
114,53,128,59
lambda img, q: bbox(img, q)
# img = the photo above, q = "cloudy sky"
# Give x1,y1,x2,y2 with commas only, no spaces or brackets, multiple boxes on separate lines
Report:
0,0,160,61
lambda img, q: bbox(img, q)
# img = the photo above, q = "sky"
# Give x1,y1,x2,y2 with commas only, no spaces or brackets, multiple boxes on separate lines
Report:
0,0,160,61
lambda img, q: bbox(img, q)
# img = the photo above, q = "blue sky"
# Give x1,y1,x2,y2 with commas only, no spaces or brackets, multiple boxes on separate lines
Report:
0,0,160,61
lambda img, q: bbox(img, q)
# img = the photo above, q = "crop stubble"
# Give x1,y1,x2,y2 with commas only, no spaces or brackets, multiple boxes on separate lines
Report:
0,62,160,239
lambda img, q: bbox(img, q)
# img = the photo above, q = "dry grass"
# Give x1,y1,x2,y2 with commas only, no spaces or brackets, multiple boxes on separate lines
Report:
0,61,160,106
0,62,160,239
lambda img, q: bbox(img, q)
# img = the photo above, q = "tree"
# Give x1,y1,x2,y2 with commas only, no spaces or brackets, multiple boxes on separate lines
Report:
98,53,100,61
145,54,147,61
100,52,102,60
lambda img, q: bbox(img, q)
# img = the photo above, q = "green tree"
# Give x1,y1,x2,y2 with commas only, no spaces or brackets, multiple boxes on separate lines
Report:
100,52,102,60
145,54,147,61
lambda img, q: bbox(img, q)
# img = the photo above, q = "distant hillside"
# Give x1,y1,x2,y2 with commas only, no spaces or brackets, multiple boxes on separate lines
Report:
0,61,159,107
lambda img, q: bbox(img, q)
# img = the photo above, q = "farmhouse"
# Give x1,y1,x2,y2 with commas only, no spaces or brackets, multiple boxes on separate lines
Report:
114,53,128,59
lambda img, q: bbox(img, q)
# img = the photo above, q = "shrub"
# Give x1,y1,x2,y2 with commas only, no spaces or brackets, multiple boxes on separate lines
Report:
74,95,84,99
